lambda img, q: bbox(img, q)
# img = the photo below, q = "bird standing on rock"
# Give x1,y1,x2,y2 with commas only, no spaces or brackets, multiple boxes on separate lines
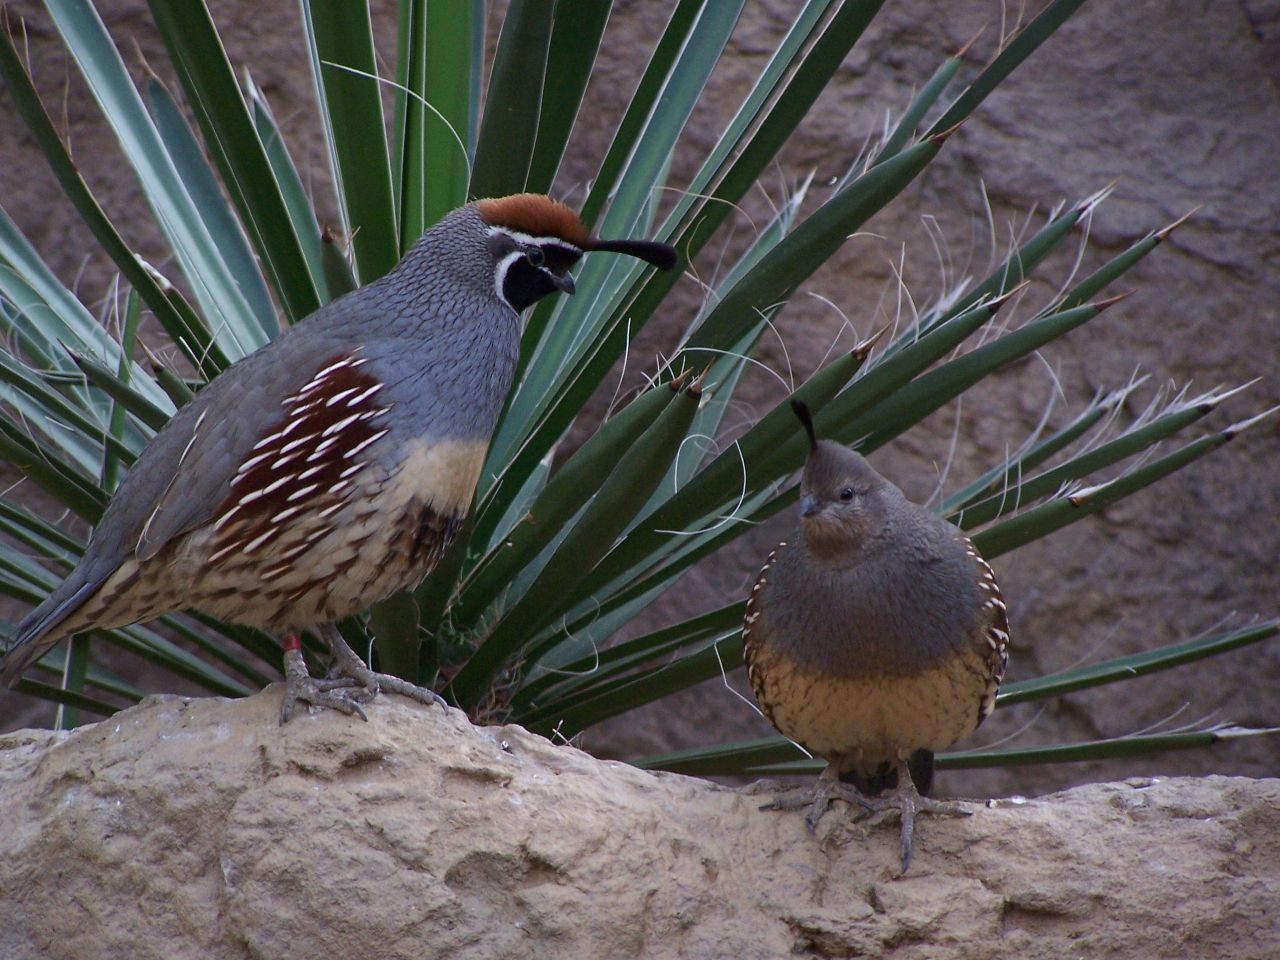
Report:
2,194,677,722
743,401,1008,872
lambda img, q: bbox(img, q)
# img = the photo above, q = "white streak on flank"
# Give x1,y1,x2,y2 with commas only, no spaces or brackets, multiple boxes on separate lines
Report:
343,429,389,458
213,505,242,531
318,503,345,519
321,412,362,438
306,356,356,384
312,435,341,455
271,451,304,471
279,432,321,456
270,505,304,524
286,483,320,502
296,464,327,481
338,462,364,479
324,387,360,407
345,384,383,406
242,529,276,554
236,450,273,475
327,479,354,496
176,409,208,467
237,475,290,505
280,416,311,438
251,431,283,452
207,542,237,564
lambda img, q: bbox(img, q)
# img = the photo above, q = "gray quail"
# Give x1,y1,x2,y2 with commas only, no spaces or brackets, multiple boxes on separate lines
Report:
743,401,1009,873
2,194,677,723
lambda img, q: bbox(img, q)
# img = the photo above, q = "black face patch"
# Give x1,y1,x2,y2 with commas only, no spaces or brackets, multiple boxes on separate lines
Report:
489,231,583,312
501,257,562,312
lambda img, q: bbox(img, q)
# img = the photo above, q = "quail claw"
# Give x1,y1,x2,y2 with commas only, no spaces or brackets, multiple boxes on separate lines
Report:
855,760,972,875
280,648,370,724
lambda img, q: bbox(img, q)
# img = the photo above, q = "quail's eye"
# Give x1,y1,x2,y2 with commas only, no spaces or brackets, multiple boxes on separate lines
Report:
525,246,545,267
839,487,855,501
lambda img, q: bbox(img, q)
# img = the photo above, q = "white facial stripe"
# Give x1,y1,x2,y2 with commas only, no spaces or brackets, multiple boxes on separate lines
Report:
493,249,525,312
485,225,582,257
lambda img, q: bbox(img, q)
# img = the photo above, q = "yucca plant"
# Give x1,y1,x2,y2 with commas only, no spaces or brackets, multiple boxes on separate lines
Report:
0,0,1274,778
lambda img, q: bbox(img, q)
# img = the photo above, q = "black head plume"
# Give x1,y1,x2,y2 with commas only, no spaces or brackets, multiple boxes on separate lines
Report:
791,399,819,453
583,237,678,271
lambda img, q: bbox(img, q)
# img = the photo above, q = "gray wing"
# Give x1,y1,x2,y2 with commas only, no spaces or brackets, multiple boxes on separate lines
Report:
2,318,359,683
121,325,357,563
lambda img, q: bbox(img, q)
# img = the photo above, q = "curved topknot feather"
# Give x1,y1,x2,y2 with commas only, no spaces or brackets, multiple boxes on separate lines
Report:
791,399,819,452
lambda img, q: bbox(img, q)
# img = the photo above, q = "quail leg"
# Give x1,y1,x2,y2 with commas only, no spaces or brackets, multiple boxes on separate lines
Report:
858,757,971,874
313,622,449,712
280,634,369,724
760,763,875,831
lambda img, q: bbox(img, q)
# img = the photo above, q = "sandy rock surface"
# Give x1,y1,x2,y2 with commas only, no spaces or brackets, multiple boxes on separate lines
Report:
1,691,1275,959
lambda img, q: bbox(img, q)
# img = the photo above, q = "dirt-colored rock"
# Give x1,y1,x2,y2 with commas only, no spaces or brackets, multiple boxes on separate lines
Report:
1,692,1276,959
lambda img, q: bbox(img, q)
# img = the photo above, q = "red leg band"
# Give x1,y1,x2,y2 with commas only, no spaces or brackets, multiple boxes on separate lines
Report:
282,632,302,653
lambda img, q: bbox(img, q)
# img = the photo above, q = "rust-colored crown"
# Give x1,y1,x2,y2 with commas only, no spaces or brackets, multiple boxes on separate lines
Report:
475,194,590,245
475,193,678,271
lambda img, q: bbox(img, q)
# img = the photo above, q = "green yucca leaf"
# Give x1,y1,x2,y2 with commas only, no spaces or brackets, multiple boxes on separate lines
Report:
393,0,480,241
875,41,968,164
0,23,218,371
368,589,421,682
998,617,1280,707
145,79,278,336
0,412,105,520
100,288,142,492
43,0,263,358
451,379,702,710
248,79,329,301
940,384,1128,514
856,294,1132,452
10,676,123,717
926,0,1089,137
457,383,675,625
935,726,1280,771
950,382,1244,529
526,632,739,738
973,423,1259,559
470,0,555,198
525,3,611,194
569,343,874,613
576,0,706,230
145,0,320,324
514,602,745,714
301,0,398,282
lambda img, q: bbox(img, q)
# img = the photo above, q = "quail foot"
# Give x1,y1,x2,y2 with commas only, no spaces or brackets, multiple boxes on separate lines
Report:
744,401,1009,873
2,195,677,724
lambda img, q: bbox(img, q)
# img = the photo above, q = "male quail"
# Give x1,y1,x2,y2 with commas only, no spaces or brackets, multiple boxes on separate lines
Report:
743,401,1009,872
2,194,676,722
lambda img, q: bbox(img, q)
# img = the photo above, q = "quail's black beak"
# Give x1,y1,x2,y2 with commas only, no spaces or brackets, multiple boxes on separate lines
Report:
800,495,823,519
550,271,576,295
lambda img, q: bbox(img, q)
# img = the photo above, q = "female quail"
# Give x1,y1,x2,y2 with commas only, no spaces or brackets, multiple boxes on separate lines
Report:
744,401,1009,872
2,194,676,722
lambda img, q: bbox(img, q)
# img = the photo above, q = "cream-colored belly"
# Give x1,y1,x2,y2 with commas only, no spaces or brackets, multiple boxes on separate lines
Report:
751,644,989,770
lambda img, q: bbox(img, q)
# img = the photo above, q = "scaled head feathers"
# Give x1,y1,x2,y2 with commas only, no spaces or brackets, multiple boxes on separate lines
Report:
791,401,889,546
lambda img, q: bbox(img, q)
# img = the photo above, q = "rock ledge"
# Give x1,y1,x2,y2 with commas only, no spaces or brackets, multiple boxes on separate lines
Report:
1,691,1275,959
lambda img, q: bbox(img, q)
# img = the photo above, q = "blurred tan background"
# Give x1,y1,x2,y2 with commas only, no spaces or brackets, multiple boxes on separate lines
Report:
1,0,1276,796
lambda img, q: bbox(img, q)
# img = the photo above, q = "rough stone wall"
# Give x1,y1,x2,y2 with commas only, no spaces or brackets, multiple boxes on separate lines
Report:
0,2,1276,796
2,693,1277,960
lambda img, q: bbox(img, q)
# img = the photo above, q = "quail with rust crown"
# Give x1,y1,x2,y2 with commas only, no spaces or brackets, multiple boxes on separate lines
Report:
2,194,677,722
743,401,1008,873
